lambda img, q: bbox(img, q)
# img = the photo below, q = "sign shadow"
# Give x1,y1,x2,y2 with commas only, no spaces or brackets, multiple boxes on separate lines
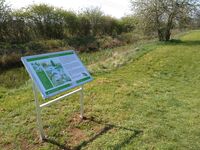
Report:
43,116,143,150
43,137,71,150
74,116,143,150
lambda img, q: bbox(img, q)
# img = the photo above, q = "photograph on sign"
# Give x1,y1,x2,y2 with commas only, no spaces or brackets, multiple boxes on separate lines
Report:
21,50,92,98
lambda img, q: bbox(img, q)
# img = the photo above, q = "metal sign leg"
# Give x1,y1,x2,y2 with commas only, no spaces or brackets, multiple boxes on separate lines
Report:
32,82,45,141
32,83,85,139
80,86,84,119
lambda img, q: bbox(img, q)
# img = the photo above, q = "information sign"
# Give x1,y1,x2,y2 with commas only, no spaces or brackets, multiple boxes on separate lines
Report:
21,50,92,99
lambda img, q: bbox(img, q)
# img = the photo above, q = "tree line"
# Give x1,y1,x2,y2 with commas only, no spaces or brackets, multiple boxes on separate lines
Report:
1,0,199,45
0,0,135,44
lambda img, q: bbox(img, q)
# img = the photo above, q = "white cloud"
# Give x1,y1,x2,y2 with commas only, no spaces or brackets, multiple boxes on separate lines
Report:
8,0,132,18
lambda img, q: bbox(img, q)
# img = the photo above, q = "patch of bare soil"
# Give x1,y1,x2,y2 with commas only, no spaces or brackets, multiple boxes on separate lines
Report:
66,113,89,147
66,113,108,149
67,127,87,146
2,143,14,150
20,138,33,150
68,113,84,127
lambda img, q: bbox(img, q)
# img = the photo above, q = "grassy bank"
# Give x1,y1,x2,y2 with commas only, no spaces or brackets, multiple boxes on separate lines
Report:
0,36,155,89
0,30,200,149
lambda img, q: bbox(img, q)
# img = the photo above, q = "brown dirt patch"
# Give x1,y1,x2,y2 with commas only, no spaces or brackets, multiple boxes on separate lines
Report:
68,113,83,127
66,113,106,148
19,137,40,150
2,143,14,150
67,127,87,146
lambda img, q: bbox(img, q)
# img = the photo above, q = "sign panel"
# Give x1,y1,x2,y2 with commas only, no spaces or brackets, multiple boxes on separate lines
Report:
21,50,92,99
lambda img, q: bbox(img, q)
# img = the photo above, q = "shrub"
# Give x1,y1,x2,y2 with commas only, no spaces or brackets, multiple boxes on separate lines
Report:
97,36,123,49
26,41,46,51
43,40,65,49
0,52,21,67
117,32,141,44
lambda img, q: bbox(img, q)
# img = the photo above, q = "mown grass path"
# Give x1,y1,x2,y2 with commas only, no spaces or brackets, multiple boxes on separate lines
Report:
0,31,200,149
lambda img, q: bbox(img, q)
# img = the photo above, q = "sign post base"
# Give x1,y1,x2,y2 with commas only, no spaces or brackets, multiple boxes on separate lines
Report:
32,81,84,141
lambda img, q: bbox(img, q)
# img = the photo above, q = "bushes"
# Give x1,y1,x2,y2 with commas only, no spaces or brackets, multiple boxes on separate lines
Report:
26,40,65,51
0,3,137,44
97,36,123,49
0,52,21,68
117,32,142,44
0,33,143,68
0,40,69,68
0,2,141,68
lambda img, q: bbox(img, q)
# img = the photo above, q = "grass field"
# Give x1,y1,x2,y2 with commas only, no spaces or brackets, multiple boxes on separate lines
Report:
0,31,200,150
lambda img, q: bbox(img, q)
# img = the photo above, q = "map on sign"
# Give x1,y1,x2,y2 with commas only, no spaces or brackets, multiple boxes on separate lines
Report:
21,50,92,99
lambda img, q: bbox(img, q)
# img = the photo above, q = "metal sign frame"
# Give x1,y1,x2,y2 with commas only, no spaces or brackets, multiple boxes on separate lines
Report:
21,50,92,141
33,82,84,140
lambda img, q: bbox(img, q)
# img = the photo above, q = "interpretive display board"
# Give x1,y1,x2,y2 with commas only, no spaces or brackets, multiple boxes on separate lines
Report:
21,50,92,99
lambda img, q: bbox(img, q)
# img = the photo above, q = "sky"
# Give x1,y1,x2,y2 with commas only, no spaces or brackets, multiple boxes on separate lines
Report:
8,0,132,18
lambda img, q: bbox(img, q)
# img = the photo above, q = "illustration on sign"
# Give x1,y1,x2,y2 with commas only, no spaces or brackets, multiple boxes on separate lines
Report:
21,50,92,98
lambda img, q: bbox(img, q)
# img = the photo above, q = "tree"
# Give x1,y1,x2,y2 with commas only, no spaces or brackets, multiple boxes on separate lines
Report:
27,4,66,39
60,10,78,37
193,9,200,28
101,16,121,36
120,15,137,33
79,7,104,36
9,10,36,43
131,0,199,41
0,0,11,41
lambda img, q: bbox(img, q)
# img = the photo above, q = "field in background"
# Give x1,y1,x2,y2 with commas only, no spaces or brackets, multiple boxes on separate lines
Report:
0,31,200,149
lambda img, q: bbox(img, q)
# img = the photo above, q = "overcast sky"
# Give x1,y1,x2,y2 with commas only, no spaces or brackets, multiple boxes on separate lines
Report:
8,0,132,18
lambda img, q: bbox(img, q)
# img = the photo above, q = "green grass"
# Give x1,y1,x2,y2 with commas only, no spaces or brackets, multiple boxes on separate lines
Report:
0,30,200,149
